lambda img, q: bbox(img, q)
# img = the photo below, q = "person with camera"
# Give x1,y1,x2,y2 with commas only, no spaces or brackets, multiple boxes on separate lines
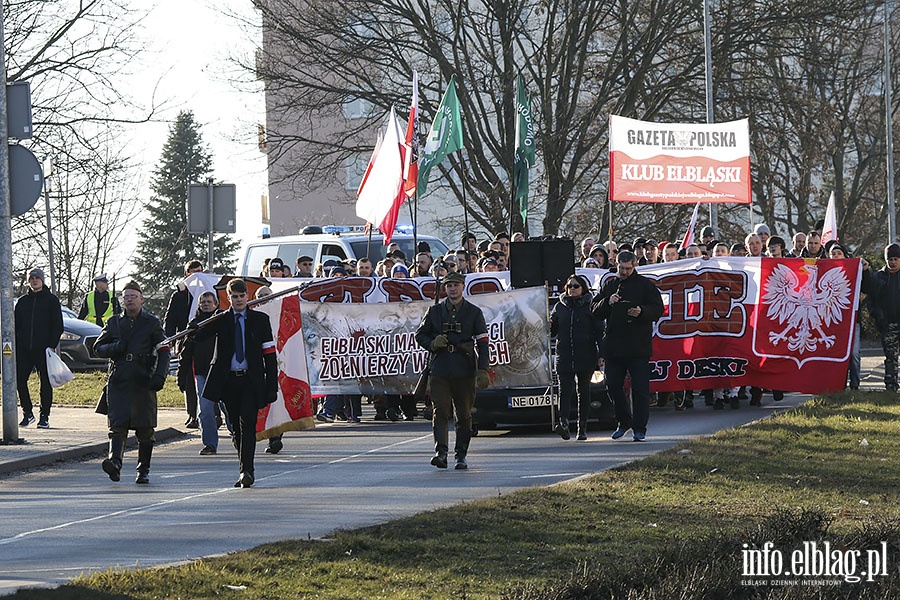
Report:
93,281,170,484
415,271,491,470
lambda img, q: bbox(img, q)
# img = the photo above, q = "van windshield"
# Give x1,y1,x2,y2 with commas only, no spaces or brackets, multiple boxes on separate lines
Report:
350,237,449,262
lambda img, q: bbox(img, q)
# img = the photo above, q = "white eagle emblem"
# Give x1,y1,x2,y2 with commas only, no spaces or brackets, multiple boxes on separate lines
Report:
763,263,851,353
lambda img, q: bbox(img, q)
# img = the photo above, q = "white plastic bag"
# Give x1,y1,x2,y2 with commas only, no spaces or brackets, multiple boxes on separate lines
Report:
46,348,74,388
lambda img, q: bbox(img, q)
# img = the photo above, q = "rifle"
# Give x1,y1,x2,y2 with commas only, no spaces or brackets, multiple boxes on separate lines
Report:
163,284,302,346
413,270,443,401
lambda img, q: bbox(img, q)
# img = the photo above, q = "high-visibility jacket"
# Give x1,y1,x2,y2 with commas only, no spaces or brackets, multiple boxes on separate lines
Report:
84,290,115,326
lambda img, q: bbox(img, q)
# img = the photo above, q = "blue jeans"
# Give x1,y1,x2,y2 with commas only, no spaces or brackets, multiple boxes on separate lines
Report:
195,375,218,449
604,356,651,435
849,321,861,389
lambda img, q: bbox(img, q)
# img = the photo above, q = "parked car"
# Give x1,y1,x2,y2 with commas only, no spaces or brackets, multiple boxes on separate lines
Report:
237,225,450,276
58,306,108,371
472,371,614,432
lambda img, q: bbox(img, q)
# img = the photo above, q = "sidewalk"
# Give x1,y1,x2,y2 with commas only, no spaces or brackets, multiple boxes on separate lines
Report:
0,353,891,477
0,406,189,476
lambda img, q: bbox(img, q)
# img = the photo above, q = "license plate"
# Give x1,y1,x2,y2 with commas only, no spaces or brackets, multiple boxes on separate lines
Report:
509,394,556,408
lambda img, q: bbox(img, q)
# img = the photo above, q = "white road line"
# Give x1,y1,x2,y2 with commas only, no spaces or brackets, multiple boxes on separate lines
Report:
0,434,433,546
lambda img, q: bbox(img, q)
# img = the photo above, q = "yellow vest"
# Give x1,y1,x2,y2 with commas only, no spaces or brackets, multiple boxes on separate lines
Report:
85,290,114,326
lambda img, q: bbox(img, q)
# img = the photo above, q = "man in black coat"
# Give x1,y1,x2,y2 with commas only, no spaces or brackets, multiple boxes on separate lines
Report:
15,267,64,428
592,251,664,442
862,243,900,391
164,259,204,429
94,281,170,484
415,271,491,470
190,278,278,488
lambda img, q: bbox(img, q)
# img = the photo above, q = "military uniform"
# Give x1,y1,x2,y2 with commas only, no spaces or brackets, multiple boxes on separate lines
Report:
94,304,170,483
415,273,490,469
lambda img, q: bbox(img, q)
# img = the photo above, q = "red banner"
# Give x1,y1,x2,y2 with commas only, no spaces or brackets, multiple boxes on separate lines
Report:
579,257,862,394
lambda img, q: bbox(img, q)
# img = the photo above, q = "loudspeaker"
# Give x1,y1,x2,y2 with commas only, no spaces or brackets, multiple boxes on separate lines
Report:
541,239,575,289
509,238,575,289
509,241,544,288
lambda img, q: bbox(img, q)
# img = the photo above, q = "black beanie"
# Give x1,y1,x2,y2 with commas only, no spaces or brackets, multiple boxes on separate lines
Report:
885,244,900,260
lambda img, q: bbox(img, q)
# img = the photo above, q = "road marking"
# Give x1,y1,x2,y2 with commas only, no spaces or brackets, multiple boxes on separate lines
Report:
0,435,434,546
520,473,583,479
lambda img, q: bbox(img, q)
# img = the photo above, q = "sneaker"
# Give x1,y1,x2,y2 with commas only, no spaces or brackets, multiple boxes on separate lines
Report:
199,445,217,455
554,420,571,440
385,407,402,422
576,432,587,441
37,417,50,429
265,438,283,454
430,453,448,469
185,418,200,429
633,432,646,442
454,456,468,470
315,412,335,423
19,414,34,427
611,428,629,440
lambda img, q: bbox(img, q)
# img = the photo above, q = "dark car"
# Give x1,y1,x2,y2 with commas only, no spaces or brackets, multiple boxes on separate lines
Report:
472,372,614,432
58,307,108,371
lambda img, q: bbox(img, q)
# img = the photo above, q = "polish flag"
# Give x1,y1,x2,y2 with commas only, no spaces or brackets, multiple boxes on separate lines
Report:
356,107,406,245
821,191,838,244
679,201,701,250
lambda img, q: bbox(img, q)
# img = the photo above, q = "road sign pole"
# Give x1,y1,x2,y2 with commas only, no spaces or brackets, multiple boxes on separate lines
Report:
0,9,20,443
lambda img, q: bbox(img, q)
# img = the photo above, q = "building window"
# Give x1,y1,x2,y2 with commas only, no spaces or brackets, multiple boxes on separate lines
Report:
343,97,374,119
345,153,368,191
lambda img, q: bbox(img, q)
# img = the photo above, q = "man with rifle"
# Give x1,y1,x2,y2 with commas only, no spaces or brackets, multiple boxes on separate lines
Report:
415,271,491,470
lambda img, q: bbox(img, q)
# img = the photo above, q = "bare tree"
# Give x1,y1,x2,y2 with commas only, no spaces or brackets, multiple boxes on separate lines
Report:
5,0,159,297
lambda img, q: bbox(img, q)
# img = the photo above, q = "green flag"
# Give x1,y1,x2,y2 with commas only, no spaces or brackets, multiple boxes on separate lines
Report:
514,74,535,224
417,75,464,196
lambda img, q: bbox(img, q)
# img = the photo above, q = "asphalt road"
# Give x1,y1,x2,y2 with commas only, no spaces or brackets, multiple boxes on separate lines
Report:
0,395,805,594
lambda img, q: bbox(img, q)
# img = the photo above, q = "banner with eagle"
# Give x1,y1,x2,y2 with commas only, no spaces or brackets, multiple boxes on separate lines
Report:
578,257,862,394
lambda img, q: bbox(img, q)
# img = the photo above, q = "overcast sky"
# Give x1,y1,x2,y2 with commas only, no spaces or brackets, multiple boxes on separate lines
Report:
123,0,267,266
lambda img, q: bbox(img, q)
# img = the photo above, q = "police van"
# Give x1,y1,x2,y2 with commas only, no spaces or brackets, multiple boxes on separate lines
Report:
237,225,451,276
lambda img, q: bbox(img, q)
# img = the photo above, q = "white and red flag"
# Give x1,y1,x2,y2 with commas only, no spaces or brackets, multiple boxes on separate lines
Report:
679,201,701,250
821,191,838,245
403,71,419,198
254,292,315,439
355,107,406,245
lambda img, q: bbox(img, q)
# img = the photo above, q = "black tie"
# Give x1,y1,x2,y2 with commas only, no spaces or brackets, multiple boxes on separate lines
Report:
235,314,245,363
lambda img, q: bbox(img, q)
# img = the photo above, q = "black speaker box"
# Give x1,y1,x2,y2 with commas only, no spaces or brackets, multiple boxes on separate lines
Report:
509,238,575,289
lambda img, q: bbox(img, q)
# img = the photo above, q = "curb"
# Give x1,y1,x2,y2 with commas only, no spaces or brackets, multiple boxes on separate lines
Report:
0,427,186,476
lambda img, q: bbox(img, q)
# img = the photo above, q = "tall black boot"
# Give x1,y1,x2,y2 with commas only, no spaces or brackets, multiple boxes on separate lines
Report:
102,437,125,482
454,421,471,470
431,420,449,468
135,442,153,484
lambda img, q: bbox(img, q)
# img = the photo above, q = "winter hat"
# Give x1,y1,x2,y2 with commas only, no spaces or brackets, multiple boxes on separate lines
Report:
753,223,771,236
391,264,410,278
27,267,45,282
885,243,900,260
699,226,715,239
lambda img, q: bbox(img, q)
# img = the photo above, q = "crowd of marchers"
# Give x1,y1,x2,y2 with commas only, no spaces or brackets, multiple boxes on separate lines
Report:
11,222,900,482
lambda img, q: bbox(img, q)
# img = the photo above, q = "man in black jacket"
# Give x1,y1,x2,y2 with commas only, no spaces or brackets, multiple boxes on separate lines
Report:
94,281,170,484
15,267,64,429
190,278,278,488
164,259,204,429
592,251,664,442
862,243,900,391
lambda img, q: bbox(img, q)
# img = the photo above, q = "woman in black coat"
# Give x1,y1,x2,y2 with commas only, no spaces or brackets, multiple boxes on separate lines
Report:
549,274,604,440
178,291,222,454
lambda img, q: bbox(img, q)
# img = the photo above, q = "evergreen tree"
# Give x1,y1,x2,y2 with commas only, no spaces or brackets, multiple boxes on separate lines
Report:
132,111,239,313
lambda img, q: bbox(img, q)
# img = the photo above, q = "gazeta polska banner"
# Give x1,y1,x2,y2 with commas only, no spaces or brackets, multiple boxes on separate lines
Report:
300,287,551,395
609,115,752,204
578,257,862,394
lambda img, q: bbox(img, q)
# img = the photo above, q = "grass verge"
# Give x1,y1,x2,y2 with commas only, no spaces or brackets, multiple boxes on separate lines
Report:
9,391,900,599
29,372,184,409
